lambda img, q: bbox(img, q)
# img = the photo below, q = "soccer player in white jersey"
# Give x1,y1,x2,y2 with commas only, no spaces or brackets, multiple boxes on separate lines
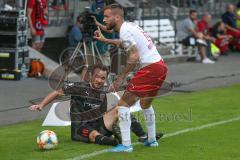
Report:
94,4,168,152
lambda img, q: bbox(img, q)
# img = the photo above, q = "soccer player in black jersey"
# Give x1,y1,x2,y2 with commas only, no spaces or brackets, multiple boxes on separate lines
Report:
29,64,163,146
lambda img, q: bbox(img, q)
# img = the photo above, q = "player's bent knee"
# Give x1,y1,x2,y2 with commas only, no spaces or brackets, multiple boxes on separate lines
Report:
89,130,100,143
140,99,153,109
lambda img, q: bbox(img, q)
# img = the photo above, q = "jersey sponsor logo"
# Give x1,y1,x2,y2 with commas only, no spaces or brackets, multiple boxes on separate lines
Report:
84,102,99,109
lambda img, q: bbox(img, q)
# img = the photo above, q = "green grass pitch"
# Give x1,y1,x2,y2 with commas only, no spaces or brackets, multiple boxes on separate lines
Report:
1,84,240,160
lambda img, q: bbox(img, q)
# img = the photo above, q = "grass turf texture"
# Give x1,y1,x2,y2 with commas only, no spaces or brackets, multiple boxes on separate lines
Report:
0,84,240,160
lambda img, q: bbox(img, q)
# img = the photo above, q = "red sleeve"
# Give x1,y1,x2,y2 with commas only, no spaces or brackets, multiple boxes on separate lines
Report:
27,0,35,9
197,21,205,33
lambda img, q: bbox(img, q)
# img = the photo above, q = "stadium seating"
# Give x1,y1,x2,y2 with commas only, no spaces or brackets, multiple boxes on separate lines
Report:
135,19,175,47
135,19,196,57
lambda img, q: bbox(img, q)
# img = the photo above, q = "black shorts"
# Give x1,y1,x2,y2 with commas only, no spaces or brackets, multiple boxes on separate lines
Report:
181,36,197,46
71,117,112,143
181,36,208,47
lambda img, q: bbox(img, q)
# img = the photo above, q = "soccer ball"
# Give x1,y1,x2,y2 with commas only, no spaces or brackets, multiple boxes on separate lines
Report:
37,130,58,150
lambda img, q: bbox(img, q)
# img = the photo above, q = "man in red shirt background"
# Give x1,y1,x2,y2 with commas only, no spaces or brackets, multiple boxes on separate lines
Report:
197,13,215,43
197,13,217,57
27,0,48,51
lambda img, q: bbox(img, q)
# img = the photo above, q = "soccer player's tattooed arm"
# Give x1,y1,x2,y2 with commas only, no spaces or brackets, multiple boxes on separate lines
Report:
121,44,139,78
29,89,63,111
109,44,140,91
102,38,121,47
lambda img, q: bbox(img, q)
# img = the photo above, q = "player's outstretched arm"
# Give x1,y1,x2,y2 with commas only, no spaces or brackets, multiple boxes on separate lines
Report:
109,44,140,92
94,27,121,47
122,44,140,76
29,90,63,111
103,38,121,47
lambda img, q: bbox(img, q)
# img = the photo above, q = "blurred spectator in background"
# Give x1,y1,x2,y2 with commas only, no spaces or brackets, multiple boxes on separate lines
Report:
222,4,240,51
211,21,232,55
95,0,105,10
91,0,105,12
27,0,48,51
68,15,83,47
177,10,215,64
91,0,113,67
197,13,215,42
197,13,216,58
51,0,68,10
236,1,240,28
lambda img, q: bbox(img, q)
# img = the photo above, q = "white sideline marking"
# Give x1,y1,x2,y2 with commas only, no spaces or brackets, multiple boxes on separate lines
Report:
66,116,240,160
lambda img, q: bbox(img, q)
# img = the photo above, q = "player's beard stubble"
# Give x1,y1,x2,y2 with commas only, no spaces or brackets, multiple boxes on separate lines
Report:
105,18,116,30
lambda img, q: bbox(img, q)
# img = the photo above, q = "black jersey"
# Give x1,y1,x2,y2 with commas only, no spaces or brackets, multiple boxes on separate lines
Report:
62,82,107,123
62,82,109,141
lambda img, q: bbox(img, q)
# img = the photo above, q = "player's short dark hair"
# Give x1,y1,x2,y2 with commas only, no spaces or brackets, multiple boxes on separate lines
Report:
189,9,197,15
104,3,123,11
104,3,124,17
91,64,109,75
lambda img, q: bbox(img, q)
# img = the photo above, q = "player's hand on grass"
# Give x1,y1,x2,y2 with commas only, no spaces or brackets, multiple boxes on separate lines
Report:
29,104,43,111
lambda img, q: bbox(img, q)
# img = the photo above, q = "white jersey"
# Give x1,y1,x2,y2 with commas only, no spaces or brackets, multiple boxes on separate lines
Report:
120,22,162,67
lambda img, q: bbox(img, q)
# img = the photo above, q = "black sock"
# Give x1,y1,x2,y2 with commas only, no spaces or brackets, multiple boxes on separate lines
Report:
130,114,146,137
95,135,118,146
